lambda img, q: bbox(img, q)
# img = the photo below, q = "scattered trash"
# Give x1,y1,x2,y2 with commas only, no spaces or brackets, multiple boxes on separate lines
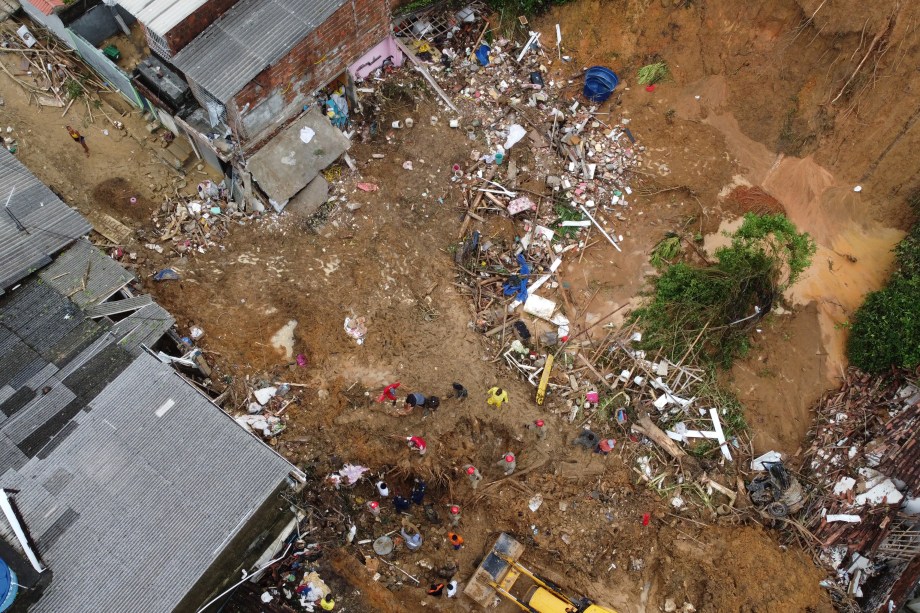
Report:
402,160,414,170
344,316,367,344
327,464,369,487
528,494,543,512
357,182,379,192
299,126,316,143
189,326,204,340
152,268,180,281
253,386,278,405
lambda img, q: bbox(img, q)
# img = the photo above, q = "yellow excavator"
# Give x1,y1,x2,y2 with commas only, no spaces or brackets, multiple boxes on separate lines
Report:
464,533,619,613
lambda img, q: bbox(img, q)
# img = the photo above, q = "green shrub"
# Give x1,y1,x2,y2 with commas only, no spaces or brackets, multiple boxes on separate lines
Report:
847,276,920,373
632,214,814,368
848,219,920,373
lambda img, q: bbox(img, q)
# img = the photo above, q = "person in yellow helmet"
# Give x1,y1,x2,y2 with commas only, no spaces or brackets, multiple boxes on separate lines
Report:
320,593,335,610
487,387,509,409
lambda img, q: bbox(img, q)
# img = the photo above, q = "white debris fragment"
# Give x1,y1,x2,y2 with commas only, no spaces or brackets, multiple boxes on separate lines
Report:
253,386,277,405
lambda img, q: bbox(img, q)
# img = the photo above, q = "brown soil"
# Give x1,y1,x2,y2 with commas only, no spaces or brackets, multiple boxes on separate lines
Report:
5,0,920,610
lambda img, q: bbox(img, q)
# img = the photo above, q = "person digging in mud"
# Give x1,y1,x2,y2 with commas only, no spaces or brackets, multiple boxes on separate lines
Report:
66,125,89,156
497,452,516,475
448,382,468,401
393,493,410,513
411,479,427,504
423,396,440,417
376,381,401,405
463,464,482,489
407,435,427,456
427,582,445,597
400,392,426,415
526,419,546,439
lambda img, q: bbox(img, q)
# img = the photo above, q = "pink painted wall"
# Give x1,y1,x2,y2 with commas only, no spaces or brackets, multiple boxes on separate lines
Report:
349,35,404,80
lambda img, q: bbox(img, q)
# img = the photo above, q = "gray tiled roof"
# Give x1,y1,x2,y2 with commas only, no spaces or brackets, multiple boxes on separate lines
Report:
171,0,348,103
0,148,91,293
39,239,133,308
0,268,297,612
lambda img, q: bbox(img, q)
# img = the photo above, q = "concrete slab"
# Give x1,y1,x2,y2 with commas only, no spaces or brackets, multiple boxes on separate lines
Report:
285,175,329,217
247,107,350,206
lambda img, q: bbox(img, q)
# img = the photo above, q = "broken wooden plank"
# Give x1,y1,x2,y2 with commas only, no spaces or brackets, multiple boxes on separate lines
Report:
393,37,460,114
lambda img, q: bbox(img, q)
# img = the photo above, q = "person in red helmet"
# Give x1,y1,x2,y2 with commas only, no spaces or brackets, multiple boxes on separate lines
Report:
407,436,427,455
497,452,516,475
527,418,546,440
462,464,482,489
448,504,461,527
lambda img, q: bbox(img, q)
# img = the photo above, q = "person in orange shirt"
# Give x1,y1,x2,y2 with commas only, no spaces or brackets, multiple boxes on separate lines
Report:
447,531,464,550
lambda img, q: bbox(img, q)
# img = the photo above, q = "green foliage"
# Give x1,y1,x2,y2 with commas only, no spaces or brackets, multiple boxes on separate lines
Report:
847,216,920,373
63,78,84,100
847,276,920,373
894,223,920,278
551,202,582,239
650,235,681,268
631,214,814,368
637,61,669,86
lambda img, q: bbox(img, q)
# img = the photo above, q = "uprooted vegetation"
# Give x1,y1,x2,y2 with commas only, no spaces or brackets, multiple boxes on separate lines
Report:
631,213,815,369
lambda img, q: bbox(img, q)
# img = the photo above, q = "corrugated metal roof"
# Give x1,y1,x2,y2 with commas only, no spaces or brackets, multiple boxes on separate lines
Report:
39,239,133,308
0,149,91,293
116,0,209,36
171,0,347,103
0,275,298,612
111,302,174,349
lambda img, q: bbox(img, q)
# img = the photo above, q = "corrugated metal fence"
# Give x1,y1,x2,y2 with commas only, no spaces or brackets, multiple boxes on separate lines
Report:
67,31,144,108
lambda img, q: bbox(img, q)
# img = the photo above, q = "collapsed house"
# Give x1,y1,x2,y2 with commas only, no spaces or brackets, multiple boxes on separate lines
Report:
0,148,305,610
801,369,920,612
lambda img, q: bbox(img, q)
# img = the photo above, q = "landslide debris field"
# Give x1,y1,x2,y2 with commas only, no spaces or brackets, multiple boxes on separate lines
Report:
3,0,919,611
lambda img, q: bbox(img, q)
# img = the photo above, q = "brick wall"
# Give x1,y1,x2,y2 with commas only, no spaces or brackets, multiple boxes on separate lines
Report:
164,0,242,55
230,0,391,146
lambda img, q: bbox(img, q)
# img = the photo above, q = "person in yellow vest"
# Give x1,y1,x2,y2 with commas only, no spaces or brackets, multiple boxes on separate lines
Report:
320,593,335,610
487,387,509,409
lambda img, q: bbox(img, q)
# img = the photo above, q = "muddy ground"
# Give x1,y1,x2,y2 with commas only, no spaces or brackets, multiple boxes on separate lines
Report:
3,0,920,610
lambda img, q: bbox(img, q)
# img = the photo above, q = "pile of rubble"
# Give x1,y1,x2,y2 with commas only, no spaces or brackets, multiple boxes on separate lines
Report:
148,179,246,254
799,368,920,610
392,7,741,483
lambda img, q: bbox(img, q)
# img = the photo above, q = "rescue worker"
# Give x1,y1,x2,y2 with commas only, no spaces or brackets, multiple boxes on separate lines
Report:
447,531,464,550
320,593,335,610
463,464,482,489
376,479,390,497
450,382,468,401
446,579,459,598
411,479,427,505
376,381,401,404
447,504,461,527
487,386,509,409
498,452,516,475
403,392,427,414
407,436,427,456
427,582,445,597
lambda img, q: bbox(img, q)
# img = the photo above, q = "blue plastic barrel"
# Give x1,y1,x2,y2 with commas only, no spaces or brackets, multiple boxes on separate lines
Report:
583,67,619,103
0,557,17,612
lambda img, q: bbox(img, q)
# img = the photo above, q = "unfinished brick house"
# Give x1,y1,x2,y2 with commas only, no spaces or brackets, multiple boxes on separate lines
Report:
170,0,392,149
116,0,243,59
